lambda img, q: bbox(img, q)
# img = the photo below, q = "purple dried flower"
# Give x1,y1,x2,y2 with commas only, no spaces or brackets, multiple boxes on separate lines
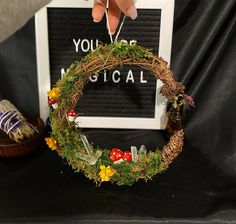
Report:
183,94,195,109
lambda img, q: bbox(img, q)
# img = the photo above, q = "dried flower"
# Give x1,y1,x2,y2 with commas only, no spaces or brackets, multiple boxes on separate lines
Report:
183,94,195,109
47,87,60,99
99,165,116,182
45,137,57,150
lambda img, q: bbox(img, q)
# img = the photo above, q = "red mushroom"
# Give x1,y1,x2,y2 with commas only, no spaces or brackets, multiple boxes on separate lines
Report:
48,98,58,109
110,148,124,163
67,109,76,122
123,151,132,162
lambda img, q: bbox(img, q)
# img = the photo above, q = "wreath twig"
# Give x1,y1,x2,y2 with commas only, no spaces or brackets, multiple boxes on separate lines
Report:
45,42,194,186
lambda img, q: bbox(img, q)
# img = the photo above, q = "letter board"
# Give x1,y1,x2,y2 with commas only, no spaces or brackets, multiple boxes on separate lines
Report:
35,0,175,129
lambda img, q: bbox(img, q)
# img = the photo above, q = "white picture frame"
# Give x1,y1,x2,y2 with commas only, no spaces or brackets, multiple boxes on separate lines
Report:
35,0,175,129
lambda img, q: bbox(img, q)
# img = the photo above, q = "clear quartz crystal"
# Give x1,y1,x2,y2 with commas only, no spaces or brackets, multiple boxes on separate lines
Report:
131,146,138,162
76,134,102,165
139,145,147,154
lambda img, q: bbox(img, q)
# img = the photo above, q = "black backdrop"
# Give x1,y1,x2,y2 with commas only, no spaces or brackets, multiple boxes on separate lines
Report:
0,0,236,223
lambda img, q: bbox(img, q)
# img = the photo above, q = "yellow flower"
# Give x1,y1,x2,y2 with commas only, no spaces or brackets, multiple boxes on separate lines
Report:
45,137,57,150
99,165,116,182
47,87,60,99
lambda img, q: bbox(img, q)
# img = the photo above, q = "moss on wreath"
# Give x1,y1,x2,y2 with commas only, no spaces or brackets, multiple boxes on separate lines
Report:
50,107,167,186
46,42,187,186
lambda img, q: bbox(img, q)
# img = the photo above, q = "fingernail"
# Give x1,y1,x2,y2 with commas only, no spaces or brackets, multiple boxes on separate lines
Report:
106,23,115,35
126,5,138,20
108,30,115,35
93,18,102,23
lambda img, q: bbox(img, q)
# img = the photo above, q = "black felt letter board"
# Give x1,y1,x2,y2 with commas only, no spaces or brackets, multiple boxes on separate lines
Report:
48,8,161,118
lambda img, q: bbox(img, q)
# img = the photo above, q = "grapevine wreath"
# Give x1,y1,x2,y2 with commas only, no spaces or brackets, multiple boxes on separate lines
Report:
45,42,194,186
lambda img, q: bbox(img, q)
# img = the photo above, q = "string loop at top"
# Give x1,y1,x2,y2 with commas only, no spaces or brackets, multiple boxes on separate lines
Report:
95,0,126,43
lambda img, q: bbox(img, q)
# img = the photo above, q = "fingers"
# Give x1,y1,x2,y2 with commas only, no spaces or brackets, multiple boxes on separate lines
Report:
107,0,121,34
114,0,137,20
92,0,137,34
92,0,106,22
92,0,121,34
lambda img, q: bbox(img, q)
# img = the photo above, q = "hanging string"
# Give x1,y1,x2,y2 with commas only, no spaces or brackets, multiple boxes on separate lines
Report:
96,0,126,43
114,15,126,43
96,0,113,43
104,0,114,43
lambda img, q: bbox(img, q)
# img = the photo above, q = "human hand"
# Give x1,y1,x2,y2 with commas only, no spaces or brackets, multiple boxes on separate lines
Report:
92,0,137,35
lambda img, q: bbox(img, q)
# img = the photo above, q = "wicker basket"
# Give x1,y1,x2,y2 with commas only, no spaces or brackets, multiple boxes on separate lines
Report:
0,117,45,157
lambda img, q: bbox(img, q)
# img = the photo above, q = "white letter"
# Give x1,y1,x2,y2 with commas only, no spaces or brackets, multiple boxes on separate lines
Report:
81,39,90,52
103,70,108,82
91,39,99,51
89,75,98,82
140,71,147,83
126,70,135,83
112,70,121,83
73,39,81,52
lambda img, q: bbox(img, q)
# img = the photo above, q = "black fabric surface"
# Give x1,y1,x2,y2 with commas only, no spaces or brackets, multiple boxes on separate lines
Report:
0,0,236,223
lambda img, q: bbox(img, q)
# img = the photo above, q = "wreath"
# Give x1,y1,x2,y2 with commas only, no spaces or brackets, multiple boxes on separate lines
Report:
45,42,194,186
